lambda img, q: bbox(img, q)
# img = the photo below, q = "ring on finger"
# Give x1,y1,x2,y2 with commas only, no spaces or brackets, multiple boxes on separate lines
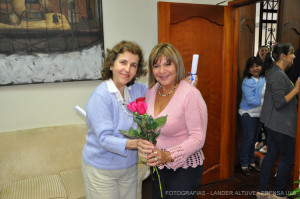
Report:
154,157,157,162
154,151,157,154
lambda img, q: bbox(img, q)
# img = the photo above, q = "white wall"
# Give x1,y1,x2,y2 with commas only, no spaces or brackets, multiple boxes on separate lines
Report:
0,0,224,132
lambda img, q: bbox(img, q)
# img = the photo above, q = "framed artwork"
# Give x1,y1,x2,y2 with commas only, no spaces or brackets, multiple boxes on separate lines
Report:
0,0,104,85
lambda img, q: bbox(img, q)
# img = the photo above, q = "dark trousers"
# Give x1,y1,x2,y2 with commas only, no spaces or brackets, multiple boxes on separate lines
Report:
257,127,296,197
239,113,261,167
152,164,204,199
257,124,268,146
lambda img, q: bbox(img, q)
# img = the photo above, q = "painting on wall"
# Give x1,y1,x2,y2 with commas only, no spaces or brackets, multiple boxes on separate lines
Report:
0,0,104,85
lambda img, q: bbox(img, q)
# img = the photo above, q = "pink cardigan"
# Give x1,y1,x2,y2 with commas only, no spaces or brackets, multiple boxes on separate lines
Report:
145,80,208,170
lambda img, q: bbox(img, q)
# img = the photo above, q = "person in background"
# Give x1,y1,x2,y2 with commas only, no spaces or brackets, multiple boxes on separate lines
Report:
255,45,269,154
139,43,208,199
238,56,265,176
81,40,149,199
257,45,269,63
256,43,299,199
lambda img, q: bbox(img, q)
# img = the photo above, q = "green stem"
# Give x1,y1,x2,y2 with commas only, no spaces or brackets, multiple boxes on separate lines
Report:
143,127,155,181
153,166,163,198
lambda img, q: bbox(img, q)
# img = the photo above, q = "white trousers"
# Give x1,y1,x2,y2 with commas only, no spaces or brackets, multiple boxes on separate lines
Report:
81,160,137,199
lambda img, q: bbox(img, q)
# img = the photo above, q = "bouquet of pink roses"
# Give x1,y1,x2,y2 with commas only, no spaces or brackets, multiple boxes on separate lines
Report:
119,97,167,145
119,97,167,198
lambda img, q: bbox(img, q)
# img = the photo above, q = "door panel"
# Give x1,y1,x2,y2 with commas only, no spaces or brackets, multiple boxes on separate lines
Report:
277,0,300,49
238,4,256,80
170,13,223,185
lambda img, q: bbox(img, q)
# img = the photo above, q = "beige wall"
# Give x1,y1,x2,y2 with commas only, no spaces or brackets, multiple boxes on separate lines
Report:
0,0,224,132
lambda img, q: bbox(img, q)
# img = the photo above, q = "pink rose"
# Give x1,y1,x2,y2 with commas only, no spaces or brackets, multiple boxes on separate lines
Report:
136,101,147,115
127,101,137,112
127,98,147,115
136,97,145,103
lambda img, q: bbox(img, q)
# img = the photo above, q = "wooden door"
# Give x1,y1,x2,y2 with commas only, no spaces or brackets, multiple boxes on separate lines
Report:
238,5,256,80
277,0,300,50
158,2,236,184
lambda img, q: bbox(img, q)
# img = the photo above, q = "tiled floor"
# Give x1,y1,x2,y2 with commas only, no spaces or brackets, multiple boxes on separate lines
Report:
141,152,294,199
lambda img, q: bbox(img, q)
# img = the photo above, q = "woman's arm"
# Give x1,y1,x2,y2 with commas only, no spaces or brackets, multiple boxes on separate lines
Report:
285,78,300,103
270,73,299,109
86,92,129,157
126,139,138,149
242,78,265,106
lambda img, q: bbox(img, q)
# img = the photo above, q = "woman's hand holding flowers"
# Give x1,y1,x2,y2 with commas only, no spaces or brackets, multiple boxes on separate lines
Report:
146,149,173,167
137,139,154,159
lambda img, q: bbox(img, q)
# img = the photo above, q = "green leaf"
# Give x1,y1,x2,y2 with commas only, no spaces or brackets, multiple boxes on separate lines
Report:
139,128,145,137
153,129,160,143
295,189,300,194
145,115,154,129
119,128,139,138
141,115,146,127
139,129,147,140
133,128,141,137
289,188,300,196
150,130,157,139
153,115,167,129
147,130,160,145
154,129,160,138
133,114,143,126
149,134,154,143
140,133,147,140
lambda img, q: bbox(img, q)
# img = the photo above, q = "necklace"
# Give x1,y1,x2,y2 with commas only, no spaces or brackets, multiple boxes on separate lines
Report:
158,84,177,97
115,87,133,116
118,99,133,116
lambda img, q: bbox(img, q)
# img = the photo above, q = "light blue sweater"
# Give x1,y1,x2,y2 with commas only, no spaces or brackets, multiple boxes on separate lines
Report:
82,80,147,170
239,76,266,110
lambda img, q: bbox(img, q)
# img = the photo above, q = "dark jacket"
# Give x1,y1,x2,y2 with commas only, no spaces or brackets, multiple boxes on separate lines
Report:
260,64,298,138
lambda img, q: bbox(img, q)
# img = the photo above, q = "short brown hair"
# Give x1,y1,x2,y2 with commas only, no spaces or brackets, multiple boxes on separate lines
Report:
148,43,185,88
101,40,147,86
